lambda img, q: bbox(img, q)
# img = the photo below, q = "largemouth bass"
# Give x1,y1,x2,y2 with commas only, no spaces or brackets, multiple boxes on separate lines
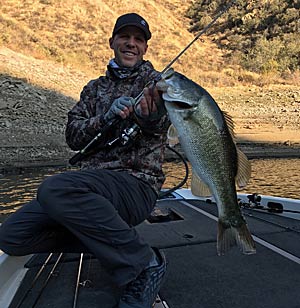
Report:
157,69,256,255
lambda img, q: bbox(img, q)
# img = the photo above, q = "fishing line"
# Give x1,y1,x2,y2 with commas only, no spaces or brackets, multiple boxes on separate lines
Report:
159,145,189,199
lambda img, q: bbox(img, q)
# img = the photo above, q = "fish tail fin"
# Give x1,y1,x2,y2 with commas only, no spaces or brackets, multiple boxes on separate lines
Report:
234,223,256,255
217,220,256,256
217,221,236,255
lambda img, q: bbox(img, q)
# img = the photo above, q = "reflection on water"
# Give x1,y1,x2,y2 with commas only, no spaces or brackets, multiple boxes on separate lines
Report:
164,158,300,199
0,169,63,216
0,158,300,216
237,159,300,199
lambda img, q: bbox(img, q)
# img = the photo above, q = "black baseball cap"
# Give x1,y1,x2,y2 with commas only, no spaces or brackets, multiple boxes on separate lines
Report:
112,13,152,41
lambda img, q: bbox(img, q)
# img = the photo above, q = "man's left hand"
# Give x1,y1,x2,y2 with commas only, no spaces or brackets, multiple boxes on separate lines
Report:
134,86,164,119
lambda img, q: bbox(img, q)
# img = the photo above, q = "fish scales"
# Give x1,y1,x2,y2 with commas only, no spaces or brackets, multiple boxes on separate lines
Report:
167,93,238,213
157,69,256,255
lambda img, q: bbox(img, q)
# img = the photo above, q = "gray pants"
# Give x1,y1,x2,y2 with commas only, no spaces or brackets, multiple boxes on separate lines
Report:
0,169,157,286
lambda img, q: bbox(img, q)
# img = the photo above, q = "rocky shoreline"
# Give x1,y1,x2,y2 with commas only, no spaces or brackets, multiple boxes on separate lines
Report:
1,140,300,175
1,74,300,175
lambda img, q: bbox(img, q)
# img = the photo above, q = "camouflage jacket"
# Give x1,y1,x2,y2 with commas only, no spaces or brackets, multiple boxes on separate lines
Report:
65,60,170,194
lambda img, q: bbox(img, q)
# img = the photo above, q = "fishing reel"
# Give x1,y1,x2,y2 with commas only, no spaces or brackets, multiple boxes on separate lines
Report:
247,193,262,206
120,123,141,145
238,193,263,209
107,123,142,147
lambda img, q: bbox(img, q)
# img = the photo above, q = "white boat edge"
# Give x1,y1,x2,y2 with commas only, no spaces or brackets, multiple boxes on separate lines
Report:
0,189,299,307
0,247,168,308
0,251,32,308
172,188,300,220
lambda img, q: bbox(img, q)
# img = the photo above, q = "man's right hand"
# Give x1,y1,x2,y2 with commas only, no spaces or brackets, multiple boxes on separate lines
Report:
104,96,134,122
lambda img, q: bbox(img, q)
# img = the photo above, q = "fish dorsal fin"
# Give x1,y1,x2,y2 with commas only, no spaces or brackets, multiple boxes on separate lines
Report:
191,170,212,197
167,124,179,147
223,111,235,140
236,148,251,188
222,110,250,187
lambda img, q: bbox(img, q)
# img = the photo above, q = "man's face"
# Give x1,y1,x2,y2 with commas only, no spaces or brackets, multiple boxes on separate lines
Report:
109,26,148,68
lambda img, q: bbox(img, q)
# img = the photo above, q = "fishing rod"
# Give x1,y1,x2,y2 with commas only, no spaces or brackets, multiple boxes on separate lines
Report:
239,193,300,214
69,117,118,165
32,253,64,308
133,0,238,104
245,206,300,215
243,211,300,235
73,253,84,308
69,0,236,165
15,253,54,308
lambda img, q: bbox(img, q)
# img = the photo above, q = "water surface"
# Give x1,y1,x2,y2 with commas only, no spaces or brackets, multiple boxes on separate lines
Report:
1,158,300,218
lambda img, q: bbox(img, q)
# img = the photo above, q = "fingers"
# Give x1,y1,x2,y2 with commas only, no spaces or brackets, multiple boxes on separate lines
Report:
118,101,133,119
104,97,134,122
114,97,134,119
136,86,161,117
146,86,161,104
144,87,158,112
107,86,163,121
137,97,150,117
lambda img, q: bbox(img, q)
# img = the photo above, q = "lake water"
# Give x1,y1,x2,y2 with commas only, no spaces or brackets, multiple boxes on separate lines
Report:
0,158,300,218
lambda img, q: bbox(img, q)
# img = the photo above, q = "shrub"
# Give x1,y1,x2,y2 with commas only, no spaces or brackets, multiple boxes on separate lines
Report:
186,0,300,76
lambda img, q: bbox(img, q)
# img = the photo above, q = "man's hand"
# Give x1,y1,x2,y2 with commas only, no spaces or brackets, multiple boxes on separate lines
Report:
104,96,134,122
134,86,165,119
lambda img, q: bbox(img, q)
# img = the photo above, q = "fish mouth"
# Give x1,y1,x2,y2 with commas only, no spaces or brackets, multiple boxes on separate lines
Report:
162,93,194,109
157,69,195,109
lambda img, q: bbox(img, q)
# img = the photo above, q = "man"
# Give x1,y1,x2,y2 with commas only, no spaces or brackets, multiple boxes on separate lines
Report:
0,13,169,308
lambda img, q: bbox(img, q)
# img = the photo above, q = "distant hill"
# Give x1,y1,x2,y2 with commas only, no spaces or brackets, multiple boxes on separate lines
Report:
0,0,228,88
186,0,300,76
2,0,298,91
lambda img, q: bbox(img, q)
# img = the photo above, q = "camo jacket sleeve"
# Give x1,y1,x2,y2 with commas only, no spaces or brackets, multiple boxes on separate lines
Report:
66,61,168,150
65,61,171,193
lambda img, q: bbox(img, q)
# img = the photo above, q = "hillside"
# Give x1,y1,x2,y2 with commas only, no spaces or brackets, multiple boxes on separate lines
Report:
0,0,300,170
0,0,226,88
1,0,298,90
186,0,300,77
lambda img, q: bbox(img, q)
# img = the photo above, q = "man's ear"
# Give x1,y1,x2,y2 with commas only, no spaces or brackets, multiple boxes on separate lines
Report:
143,43,148,55
109,37,114,50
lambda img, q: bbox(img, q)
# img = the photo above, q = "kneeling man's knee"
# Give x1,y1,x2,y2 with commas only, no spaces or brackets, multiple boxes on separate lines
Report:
0,225,25,256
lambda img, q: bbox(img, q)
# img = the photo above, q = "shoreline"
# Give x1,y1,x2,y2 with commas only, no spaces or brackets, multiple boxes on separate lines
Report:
1,141,300,175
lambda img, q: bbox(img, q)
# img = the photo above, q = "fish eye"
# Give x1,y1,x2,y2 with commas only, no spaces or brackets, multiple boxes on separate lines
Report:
172,88,181,93
168,87,182,97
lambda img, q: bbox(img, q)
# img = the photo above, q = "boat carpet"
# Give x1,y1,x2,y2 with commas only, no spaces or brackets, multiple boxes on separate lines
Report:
9,198,300,308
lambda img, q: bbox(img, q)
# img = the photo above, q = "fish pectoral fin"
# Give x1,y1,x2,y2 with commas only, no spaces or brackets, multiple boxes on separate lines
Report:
236,148,251,188
167,124,179,146
217,220,256,256
191,171,212,197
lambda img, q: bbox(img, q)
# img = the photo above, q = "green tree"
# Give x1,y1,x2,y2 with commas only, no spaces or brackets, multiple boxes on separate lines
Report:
186,0,300,74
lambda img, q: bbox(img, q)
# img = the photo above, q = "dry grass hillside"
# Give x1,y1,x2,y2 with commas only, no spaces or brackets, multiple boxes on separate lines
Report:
2,0,297,93
0,0,227,91
0,0,299,170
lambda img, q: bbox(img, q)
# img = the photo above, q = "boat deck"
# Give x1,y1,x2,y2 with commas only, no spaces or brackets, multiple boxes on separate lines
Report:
8,195,300,308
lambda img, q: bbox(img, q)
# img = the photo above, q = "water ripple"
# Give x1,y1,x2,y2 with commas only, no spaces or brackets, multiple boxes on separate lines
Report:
0,159,300,217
